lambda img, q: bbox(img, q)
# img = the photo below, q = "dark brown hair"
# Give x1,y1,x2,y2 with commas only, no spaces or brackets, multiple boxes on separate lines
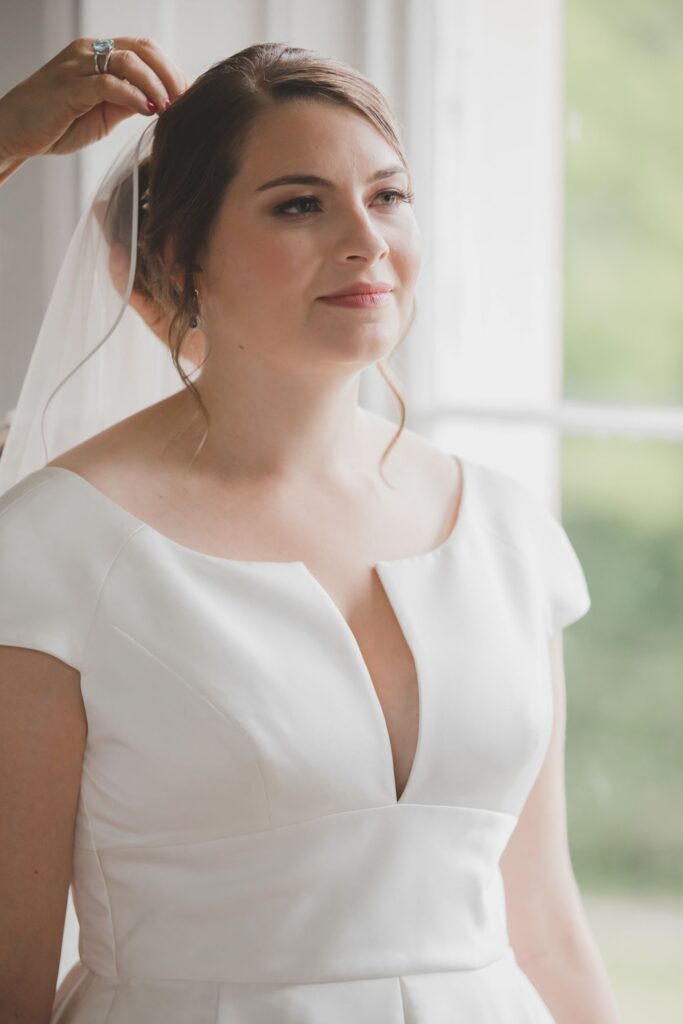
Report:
109,42,416,480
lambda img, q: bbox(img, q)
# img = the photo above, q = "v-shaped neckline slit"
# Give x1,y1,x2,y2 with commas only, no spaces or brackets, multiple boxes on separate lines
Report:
289,455,467,806
296,562,425,805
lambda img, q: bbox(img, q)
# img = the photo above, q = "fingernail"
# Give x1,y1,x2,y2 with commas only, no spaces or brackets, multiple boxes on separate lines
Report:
147,100,158,113
164,99,172,110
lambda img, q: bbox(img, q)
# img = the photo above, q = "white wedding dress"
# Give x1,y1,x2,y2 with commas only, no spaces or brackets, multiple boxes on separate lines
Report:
0,452,591,1023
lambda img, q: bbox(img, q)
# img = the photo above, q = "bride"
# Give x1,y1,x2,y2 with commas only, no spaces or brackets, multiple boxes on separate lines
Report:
0,39,616,1024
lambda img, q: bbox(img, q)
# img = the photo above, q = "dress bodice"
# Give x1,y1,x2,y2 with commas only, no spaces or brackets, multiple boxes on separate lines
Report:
0,456,591,1022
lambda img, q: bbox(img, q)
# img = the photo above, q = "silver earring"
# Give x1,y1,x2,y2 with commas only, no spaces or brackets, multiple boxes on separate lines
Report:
190,287,201,330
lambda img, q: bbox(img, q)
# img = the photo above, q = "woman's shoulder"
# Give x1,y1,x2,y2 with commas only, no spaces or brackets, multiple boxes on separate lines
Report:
40,393,185,515
365,413,531,526
0,460,140,561
0,401,153,562
364,409,463,490
0,462,143,672
43,392,172,477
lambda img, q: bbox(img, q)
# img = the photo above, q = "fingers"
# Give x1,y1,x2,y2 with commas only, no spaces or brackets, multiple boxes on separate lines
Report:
67,36,189,116
81,73,156,119
115,37,189,101
79,36,187,112
0,36,191,168
104,48,170,112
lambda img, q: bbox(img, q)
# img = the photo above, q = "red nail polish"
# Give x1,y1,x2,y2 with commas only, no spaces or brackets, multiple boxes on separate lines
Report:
147,100,157,113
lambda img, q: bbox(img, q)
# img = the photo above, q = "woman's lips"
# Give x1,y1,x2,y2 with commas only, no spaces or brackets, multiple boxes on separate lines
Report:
318,291,392,308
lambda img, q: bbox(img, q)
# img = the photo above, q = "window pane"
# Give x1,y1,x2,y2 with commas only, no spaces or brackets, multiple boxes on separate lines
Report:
564,0,683,404
561,431,683,1021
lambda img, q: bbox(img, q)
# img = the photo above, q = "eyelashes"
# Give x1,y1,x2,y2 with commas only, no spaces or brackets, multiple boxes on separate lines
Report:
274,188,416,218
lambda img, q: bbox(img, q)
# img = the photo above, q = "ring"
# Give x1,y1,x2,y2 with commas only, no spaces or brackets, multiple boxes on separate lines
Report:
92,38,115,75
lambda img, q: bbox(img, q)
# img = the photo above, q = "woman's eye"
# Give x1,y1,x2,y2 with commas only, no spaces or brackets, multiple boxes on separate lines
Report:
274,188,415,218
276,195,321,217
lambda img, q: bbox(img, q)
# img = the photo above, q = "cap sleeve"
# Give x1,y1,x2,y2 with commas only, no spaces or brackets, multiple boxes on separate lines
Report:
0,472,105,671
531,494,592,635
468,458,592,637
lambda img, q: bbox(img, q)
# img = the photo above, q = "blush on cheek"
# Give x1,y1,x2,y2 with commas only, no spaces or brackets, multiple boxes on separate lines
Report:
266,238,313,285
236,246,306,298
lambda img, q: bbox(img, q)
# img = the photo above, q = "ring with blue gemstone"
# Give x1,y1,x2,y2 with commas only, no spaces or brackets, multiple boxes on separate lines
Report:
92,38,115,74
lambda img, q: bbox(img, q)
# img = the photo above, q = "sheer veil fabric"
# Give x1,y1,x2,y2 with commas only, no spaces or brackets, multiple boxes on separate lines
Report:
0,118,196,498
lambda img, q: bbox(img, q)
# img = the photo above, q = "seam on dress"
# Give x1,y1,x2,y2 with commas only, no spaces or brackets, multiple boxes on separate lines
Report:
477,504,589,637
79,949,514,987
108,622,273,829
80,787,119,981
89,801,517,853
0,475,61,520
476,518,537,561
101,980,118,1024
79,524,148,671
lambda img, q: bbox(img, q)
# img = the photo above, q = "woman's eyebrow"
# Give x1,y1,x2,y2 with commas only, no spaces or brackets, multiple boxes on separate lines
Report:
254,166,408,192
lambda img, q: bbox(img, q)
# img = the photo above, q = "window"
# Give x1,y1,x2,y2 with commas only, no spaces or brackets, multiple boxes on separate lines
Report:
427,3,683,1019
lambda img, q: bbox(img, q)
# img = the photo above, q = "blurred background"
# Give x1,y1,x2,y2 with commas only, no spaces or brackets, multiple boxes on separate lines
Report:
1,1,681,1019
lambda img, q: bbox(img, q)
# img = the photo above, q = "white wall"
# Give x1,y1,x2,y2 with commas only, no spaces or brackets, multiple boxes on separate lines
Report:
0,0,80,420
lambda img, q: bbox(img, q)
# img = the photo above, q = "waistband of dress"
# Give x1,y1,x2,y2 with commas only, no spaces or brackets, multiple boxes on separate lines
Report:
75,803,518,984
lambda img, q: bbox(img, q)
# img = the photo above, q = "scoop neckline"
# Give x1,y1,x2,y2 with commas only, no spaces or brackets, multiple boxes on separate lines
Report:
37,453,470,571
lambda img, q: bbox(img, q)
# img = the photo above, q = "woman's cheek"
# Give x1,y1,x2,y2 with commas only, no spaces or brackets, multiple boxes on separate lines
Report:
408,245,422,284
251,239,308,292
404,218,422,272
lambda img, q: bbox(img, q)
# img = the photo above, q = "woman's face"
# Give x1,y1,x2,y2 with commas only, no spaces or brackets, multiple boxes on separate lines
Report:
197,99,421,374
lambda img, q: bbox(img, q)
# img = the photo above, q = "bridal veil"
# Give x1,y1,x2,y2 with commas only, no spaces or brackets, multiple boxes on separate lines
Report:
0,117,197,498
